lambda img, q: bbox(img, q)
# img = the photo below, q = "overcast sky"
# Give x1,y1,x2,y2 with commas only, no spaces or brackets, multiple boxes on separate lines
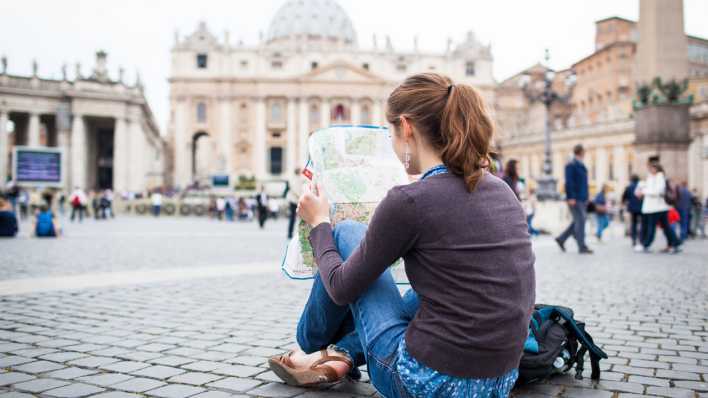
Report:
1,0,707,132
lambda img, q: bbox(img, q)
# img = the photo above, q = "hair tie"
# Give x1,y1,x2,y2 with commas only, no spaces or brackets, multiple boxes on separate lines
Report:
447,85,454,95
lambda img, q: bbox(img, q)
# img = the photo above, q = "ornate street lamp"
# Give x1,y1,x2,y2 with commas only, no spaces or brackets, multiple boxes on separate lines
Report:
519,49,575,201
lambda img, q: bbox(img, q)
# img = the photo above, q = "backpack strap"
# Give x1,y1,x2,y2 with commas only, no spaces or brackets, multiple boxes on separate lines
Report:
572,322,602,381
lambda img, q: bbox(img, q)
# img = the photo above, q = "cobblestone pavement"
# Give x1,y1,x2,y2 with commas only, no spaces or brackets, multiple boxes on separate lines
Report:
0,217,288,280
0,218,707,397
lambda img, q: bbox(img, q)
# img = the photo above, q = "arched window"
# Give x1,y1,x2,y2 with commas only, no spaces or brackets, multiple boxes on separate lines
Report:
196,102,207,123
271,103,283,123
309,104,320,126
465,61,476,76
332,104,346,122
360,104,371,125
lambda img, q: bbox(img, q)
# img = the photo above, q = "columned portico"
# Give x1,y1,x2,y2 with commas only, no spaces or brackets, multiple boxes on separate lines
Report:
351,100,361,125
219,98,232,175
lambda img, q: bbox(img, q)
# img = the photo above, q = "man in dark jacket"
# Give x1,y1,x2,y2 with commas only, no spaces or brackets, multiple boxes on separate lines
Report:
555,144,593,254
676,181,692,243
622,175,644,248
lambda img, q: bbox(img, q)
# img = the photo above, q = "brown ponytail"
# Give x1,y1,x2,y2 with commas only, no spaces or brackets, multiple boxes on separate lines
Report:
386,73,494,191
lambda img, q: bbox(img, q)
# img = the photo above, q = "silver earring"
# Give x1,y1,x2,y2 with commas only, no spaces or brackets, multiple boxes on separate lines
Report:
404,143,411,171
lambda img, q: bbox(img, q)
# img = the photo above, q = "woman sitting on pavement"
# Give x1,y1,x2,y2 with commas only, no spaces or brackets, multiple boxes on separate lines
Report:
269,73,536,397
33,204,61,238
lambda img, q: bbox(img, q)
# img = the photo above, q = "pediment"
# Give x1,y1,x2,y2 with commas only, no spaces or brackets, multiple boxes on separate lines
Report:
299,62,385,84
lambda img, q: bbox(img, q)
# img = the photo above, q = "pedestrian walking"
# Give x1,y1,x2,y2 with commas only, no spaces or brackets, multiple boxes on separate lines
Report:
255,187,268,229
104,189,115,218
524,188,540,236
0,194,18,238
676,181,692,243
622,175,643,249
689,189,705,239
594,184,610,241
225,196,236,222
216,197,226,220
69,187,87,222
502,159,521,200
555,144,593,254
18,188,29,220
90,190,101,220
635,159,681,253
151,190,163,217
286,168,304,239
58,192,66,217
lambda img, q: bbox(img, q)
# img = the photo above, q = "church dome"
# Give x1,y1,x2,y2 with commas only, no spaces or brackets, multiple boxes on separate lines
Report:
266,0,357,47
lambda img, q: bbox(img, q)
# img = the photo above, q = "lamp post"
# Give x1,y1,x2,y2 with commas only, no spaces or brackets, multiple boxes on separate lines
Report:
520,50,574,201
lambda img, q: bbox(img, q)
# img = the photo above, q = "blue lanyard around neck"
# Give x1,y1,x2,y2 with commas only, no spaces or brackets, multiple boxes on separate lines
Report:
420,164,448,180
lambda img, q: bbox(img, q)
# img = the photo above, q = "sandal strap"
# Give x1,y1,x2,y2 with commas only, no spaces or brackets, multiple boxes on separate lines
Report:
311,349,353,369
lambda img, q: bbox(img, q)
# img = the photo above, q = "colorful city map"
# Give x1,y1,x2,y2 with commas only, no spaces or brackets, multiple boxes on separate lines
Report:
281,126,409,283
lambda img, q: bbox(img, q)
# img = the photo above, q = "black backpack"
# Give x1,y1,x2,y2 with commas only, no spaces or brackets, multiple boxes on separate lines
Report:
517,305,608,384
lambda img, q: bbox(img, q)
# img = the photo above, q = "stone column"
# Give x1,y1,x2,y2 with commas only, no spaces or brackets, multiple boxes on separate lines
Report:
219,98,233,177
351,99,361,125
0,111,7,183
612,145,628,189
70,114,87,189
553,151,564,183
372,100,383,126
254,98,267,179
286,98,297,177
320,98,330,129
129,117,145,193
28,112,40,147
174,100,189,188
57,129,71,191
595,146,608,188
298,98,309,167
113,117,128,193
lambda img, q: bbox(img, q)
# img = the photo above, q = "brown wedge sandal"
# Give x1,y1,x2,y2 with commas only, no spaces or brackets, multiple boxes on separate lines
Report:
268,349,353,387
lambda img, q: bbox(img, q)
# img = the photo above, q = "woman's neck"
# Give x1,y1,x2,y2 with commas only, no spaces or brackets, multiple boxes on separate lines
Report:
418,150,444,173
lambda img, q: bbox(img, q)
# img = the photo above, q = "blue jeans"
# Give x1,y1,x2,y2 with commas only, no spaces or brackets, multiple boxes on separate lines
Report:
678,208,690,242
595,213,609,239
296,220,419,398
557,202,588,250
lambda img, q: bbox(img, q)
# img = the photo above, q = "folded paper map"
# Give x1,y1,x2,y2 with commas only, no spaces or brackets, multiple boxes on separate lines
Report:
281,125,409,283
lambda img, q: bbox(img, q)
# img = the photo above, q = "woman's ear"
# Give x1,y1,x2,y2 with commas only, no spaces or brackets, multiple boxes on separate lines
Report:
400,116,414,141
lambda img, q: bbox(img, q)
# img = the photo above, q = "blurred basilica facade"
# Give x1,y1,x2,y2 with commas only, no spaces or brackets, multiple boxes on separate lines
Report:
167,0,495,188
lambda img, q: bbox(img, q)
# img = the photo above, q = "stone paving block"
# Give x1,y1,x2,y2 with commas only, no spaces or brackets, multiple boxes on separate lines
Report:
43,382,106,397
227,356,267,366
0,356,33,367
137,343,176,353
242,347,284,357
0,343,30,352
131,365,186,379
210,344,248,354
146,384,206,398
117,350,163,361
91,392,143,398
168,371,224,386
100,360,151,373
76,372,134,387
39,351,88,362
64,343,108,352
626,375,669,387
0,392,35,398
182,361,225,372
654,369,701,381
43,366,98,380
110,377,166,393
10,348,58,358
562,387,614,398
192,351,236,361
191,391,245,398
247,382,308,397
151,356,195,367
12,378,70,393
67,356,120,368
255,371,284,383
212,365,263,378
206,377,263,392
11,360,65,374
644,386,695,398
0,372,35,386
672,380,708,391
90,347,131,357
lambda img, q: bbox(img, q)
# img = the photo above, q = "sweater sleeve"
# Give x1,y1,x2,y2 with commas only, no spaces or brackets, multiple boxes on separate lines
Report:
308,187,418,305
